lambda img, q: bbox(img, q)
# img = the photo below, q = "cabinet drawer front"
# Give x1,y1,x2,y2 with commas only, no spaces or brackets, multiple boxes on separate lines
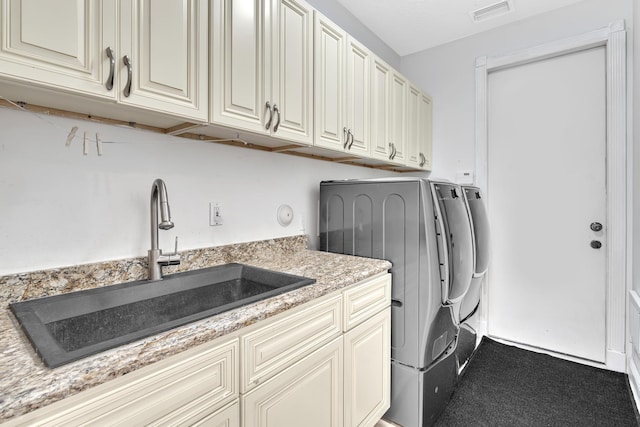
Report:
343,273,391,331
7,338,238,426
241,294,342,392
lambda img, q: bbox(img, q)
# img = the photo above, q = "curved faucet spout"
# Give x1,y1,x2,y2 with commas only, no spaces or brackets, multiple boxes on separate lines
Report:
149,179,180,281
151,179,173,250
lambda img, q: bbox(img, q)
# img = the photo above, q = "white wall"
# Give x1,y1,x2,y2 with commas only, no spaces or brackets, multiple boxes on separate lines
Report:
0,107,399,275
400,0,633,182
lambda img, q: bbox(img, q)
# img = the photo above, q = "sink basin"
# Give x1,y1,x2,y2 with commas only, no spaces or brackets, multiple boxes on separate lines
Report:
10,263,315,368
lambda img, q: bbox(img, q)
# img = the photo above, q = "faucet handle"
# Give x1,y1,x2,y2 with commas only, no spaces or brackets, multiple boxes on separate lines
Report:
159,236,181,266
172,236,179,255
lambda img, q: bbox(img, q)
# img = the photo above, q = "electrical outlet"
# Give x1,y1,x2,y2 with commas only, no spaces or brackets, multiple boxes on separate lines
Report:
209,202,223,226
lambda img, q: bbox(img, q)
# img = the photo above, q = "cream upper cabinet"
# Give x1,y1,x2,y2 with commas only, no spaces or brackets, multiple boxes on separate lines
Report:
407,85,433,170
344,36,371,157
314,13,370,157
370,56,391,161
0,0,117,99
419,91,434,170
314,11,346,151
388,70,408,165
118,0,208,121
212,0,314,145
370,59,407,165
0,0,207,121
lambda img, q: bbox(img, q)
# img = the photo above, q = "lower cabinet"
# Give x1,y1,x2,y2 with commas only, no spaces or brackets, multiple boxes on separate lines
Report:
344,309,391,427
242,337,344,427
6,273,390,427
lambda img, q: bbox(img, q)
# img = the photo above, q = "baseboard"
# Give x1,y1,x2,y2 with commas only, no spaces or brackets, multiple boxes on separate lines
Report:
629,357,640,411
489,336,621,371
477,319,488,338
607,349,626,373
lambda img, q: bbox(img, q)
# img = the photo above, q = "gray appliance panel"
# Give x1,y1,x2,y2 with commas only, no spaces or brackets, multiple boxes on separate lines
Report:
385,342,458,427
320,178,457,369
462,186,490,276
431,182,474,304
459,186,490,323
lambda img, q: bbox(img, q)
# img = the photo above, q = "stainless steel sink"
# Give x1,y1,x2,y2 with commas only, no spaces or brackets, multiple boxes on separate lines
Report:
10,263,315,368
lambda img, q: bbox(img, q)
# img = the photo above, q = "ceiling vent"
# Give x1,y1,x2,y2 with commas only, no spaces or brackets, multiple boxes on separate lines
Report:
471,0,513,22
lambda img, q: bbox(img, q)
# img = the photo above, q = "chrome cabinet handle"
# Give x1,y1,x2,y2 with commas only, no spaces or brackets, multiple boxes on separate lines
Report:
388,143,394,160
265,101,273,130
347,129,354,149
273,104,280,133
389,143,397,160
419,152,426,167
344,127,349,148
105,47,115,91
123,55,132,97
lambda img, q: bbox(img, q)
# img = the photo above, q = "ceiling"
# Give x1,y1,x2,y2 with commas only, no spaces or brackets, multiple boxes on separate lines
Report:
335,0,587,56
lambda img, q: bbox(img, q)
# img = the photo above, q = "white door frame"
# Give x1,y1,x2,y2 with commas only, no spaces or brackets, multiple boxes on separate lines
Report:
475,21,628,372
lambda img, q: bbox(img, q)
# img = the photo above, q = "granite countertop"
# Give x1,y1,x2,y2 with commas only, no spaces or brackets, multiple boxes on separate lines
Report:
0,236,391,422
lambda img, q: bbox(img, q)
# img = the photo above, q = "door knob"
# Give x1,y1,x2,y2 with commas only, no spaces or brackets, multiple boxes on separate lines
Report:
590,240,602,249
590,222,603,232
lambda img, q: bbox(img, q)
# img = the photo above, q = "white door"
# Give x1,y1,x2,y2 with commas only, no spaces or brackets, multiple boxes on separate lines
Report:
487,46,606,362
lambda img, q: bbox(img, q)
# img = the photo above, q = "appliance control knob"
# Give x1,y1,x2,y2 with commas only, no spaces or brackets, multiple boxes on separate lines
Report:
590,222,603,232
590,240,602,249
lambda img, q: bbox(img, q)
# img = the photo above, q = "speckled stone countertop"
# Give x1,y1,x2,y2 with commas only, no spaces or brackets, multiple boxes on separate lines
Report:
0,236,391,422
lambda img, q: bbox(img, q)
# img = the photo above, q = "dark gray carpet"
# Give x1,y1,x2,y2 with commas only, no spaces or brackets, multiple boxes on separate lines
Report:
435,337,640,426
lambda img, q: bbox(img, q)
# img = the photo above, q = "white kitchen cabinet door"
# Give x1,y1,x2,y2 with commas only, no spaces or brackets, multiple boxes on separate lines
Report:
344,309,390,427
406,84,420,168
212,0,267,133
242,337,344,427
119,0,208,121
370,56,391,161
0,0,117,98
418,91,433,170
314,11,346,151
406,85,432,170
388,70,407,165
344,36,370,157
269,0,314,144
212,0,313,143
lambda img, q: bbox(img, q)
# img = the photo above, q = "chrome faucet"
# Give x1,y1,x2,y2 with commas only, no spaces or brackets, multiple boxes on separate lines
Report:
148,178,180,281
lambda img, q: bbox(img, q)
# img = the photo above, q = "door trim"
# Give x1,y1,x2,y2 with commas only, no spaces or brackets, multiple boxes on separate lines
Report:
475,21,628,372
